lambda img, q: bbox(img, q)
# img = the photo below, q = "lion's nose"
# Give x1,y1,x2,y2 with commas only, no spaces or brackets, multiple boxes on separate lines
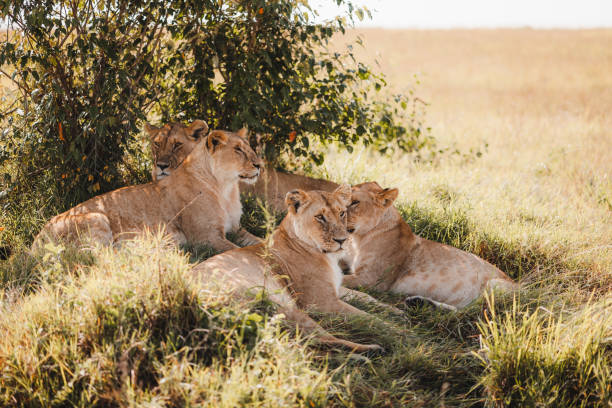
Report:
333,238,346,246
254,161,262,170
158,163,169,171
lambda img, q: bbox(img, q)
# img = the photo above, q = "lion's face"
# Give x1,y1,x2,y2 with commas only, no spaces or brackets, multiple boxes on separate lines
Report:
146,120,208,180
206,128,263,184
347,182,399,235
284,185,352,253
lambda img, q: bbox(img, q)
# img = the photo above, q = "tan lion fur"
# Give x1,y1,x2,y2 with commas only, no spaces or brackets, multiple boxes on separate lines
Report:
34,126,263,252
191,186,383,352
242,167,339,212
343,182,518,309
149,127,338,211
146,120,209,180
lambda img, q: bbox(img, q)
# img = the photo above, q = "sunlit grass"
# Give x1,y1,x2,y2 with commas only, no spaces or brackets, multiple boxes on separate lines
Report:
477,296,612,407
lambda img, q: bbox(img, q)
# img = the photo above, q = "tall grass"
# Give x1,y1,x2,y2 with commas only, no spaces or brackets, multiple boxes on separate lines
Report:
318,29,611,406
477,296,611,407
0,242,95,298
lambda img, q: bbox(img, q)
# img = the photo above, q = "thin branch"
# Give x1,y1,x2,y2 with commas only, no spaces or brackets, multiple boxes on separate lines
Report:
0,99,20,117
0,68,31,95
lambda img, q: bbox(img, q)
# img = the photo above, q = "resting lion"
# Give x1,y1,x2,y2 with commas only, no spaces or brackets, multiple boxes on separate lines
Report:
146,120,209,180
342,182,518,309
242,167,339,212
191,186,383,352
34,125,263,252
147,124,338,211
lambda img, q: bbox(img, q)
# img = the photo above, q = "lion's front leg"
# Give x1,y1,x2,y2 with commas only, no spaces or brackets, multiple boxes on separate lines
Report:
209,234,240,252
341,272,378,289
342,264,394,291
311,295,401,336
166,225,187,246
236,228,262,246
311,297,373,317
338,287,404,315
281,304,382,352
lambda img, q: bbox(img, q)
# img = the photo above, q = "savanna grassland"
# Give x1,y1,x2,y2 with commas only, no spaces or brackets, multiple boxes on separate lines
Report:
1,29,611,407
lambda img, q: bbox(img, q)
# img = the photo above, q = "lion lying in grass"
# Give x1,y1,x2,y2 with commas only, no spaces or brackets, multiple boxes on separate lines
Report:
147,123,338,211
343,182,518,309
192,185,383,352
146,120,210,180
34,125,263,252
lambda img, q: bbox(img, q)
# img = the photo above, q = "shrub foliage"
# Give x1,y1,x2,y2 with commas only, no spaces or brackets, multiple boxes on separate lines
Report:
158,0,429,163
0,0,172,205
0,0,430,246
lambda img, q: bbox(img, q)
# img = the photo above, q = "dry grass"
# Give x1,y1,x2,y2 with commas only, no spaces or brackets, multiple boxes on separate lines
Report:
0,234,333,407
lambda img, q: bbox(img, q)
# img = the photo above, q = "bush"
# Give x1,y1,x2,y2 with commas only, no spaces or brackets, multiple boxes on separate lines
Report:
0,0,430,247
158,0,431,165
0,0,169,204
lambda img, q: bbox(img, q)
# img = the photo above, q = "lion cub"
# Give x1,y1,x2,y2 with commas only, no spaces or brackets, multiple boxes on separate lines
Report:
343,182,518,309
34,124,263,252
148,125,338,211
191,185,382,352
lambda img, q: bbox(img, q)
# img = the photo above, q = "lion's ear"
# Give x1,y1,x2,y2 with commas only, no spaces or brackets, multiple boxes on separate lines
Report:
144,123,159,138
376,188,399,208
187,120,209,140
333,184,352,207
249,132,263,149
249,133,269,157
236,127,249,140
207,130,228,153
285,189,310,213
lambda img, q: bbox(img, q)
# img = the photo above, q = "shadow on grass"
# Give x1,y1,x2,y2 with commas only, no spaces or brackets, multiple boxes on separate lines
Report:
399,202,577,282
312,300,485,407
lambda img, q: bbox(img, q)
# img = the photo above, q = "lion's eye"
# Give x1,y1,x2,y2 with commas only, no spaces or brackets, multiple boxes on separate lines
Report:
173,143,182,151
153,142,160,149
315,214,326,223
234,147,244,155
350,200,360,207
340,211,346,218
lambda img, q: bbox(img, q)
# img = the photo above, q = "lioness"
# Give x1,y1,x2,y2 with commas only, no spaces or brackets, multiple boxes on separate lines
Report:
244,167,339,212
191,186,382,352
34,126,263,252
148,124,338,211
146,120,209,180
343,182,518,309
